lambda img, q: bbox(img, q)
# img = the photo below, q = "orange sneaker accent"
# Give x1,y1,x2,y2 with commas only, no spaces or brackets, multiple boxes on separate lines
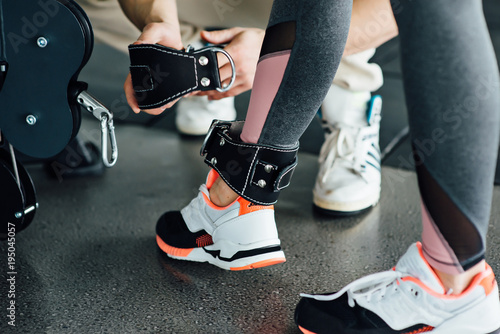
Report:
204,170,273,214
298,325,317,334
156,235,193,257
206,169,219,188
477,264,496,296
402,326,434,334
238,197,274,216
415,242,498,298
230,257,286,271
196,234,214,248
402,263,496,301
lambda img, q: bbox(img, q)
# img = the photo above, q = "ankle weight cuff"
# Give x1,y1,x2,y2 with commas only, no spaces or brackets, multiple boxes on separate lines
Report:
201,120,298,205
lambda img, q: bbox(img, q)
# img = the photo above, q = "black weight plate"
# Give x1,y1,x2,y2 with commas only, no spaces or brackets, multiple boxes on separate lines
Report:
0,0,88,158
0,148,38,237
12,154,37,231
59,0,94,71
58,0,94,140
0,159,25,239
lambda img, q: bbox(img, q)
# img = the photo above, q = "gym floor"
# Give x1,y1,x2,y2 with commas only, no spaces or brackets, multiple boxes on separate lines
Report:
1,2,500,333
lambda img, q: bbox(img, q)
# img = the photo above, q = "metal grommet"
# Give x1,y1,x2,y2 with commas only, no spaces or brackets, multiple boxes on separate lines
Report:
37,37,48,48
257,180,267,188
199,56,209,66
211,157,217,165
220,138,225,146
264,164,273,173
26,115,37,125
201,77,211,87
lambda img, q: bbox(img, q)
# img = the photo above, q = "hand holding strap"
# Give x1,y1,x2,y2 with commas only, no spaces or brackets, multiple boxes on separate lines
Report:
128,44,235,110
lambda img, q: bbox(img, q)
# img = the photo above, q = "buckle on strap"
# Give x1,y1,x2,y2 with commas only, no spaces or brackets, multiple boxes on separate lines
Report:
128,44,235,110
200,120,298,205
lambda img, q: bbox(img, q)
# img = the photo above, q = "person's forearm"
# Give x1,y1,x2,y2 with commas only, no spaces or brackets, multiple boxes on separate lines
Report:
344,0,398,56
118,0,179,31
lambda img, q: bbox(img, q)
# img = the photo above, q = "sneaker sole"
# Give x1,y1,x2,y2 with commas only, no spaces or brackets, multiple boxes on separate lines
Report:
313,192,379,216
156,235,286,271
313,204,373,217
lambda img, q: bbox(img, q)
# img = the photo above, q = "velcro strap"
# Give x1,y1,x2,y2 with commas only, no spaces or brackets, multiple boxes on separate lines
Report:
128,44,222,110
201,120,299,205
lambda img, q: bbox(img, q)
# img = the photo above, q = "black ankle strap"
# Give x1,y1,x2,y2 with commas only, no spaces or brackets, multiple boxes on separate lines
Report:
201,120,298,205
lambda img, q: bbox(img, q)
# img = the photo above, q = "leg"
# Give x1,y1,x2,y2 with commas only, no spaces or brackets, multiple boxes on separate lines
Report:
241,0,352,147
155,0,353,270
296,1,500,333
398,0,499,286
200,1,389,212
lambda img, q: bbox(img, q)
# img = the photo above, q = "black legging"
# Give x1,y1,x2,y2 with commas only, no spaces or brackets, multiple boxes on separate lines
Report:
241,0,500,274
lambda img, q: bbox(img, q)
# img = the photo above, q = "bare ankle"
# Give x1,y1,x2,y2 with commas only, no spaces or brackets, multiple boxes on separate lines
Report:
209,177,239,207
433,260,485,295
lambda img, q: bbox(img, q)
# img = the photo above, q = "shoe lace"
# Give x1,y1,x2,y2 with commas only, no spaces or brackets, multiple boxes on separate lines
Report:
319,122,367,183
300,270,403,307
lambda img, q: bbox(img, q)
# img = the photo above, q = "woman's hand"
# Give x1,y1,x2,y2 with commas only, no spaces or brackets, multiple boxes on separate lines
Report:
124,22,183,115
196,27,265,100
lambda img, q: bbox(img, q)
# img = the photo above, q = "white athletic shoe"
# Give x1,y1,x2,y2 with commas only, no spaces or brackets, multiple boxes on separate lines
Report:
313,85,382,215
155,170,286,270
175,96,237,136
296,242,500,334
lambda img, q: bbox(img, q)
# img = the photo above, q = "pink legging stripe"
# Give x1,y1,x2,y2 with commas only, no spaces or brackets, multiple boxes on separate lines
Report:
240,50,291,144
421,200,463,275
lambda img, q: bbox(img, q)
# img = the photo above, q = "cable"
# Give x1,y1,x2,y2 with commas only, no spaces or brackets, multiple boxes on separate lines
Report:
0,0,6,61
0,0,8,93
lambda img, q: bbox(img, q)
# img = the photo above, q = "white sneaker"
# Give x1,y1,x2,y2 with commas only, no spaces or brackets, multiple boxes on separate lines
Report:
155,170,286,270
296,242,500,334
175,96,237,136
313,85,382,215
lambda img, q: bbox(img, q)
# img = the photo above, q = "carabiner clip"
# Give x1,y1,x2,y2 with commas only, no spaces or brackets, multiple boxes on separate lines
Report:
100,114,118,168
77,90,118,167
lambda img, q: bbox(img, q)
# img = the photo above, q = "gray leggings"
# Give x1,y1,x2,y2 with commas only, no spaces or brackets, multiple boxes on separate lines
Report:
242,0,500,274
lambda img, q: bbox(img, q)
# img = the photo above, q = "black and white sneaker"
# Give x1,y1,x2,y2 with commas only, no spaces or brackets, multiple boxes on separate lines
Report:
314,86,382,216
156,170,286,271
295,243,500,334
